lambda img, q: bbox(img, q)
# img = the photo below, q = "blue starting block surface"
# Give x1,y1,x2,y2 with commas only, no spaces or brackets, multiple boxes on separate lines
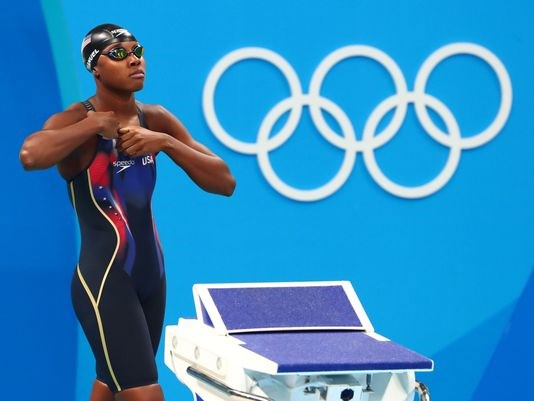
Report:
189,281,433,375
193,281,373,333
233,331,434,373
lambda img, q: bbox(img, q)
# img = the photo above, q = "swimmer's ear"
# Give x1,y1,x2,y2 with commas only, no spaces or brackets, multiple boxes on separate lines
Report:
92,68,101,79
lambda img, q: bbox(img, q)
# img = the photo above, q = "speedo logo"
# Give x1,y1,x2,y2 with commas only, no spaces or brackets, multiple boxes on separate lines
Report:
113,160,135,174
110,29,130,37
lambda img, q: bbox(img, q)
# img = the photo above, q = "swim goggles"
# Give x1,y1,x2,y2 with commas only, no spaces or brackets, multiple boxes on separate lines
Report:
102,44,144,61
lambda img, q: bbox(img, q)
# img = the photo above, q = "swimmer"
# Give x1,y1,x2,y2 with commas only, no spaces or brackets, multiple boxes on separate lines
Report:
19,23,236,401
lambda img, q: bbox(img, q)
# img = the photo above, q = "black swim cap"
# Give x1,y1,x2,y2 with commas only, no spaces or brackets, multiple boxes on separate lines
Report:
81,23,137,71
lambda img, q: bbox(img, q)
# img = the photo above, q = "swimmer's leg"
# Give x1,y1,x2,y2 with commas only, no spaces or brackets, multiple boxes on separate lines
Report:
115,384,165,401
72,265,161,395
89,379,114,401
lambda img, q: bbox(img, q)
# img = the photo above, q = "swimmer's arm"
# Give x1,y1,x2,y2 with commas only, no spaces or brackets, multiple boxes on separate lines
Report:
124,104,236,196
19,105,116,170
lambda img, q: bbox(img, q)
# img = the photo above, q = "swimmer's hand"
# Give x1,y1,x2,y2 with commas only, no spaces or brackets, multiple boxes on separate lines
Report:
117,126,167,157
86,110,120,139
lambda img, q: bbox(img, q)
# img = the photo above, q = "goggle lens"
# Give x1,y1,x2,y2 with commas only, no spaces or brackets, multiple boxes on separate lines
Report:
105,45,144,61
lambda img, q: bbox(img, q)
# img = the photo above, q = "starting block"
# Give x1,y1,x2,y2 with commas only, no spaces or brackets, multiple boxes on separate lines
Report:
165,281,433,401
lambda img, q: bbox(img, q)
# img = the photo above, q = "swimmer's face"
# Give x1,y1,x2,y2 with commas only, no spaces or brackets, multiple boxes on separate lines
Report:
94,41,146,92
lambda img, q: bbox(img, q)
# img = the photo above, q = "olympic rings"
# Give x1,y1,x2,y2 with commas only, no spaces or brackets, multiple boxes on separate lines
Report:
203,43,512,201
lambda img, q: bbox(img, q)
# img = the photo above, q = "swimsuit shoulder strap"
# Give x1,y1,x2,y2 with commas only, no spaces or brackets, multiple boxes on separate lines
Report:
81,99,96,112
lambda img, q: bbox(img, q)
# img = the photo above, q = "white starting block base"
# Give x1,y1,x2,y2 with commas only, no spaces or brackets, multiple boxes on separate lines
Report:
165,282,433,401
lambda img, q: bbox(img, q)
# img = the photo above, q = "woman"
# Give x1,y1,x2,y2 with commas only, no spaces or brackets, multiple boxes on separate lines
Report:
19,23,236,401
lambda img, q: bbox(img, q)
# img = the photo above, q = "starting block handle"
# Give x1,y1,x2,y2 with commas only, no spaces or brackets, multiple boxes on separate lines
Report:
187,366,274,401
415,381,430,401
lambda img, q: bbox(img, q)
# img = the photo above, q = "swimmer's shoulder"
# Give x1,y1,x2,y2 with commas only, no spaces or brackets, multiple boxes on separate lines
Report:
43,101,90,130
136,102,178,130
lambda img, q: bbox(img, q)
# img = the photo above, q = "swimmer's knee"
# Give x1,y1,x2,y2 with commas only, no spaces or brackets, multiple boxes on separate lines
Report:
89,379,114,401
115,383,165,401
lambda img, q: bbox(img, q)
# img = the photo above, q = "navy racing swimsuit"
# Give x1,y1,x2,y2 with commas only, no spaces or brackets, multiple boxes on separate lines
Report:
69,100,165,393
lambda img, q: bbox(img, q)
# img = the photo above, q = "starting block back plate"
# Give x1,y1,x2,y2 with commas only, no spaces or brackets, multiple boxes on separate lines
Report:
193,281,374,334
